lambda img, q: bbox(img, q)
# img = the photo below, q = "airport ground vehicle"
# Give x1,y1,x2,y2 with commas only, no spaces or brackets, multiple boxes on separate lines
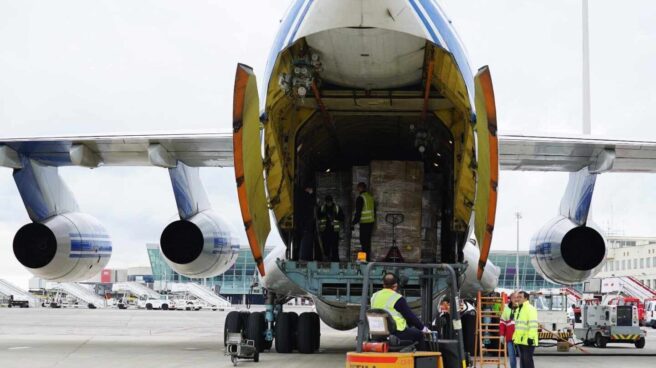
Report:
530,291,573,341
607,296,645,326
137,296,174,310
225,333,259,366
644,299,656,328
347,262,464,368
574,304,646,348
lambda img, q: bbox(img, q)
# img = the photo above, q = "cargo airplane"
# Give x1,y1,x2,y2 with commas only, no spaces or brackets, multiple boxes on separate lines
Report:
2,0,656,355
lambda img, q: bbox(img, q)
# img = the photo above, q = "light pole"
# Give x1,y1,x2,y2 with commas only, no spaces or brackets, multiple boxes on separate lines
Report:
515,212,522,290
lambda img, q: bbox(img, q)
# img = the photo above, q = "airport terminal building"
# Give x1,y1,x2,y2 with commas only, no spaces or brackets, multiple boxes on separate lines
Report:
488,250,581,291
146,244,273,304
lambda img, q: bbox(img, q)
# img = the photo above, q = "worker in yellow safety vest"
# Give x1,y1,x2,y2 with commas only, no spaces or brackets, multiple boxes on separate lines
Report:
371,273,430,350
512,291,538,368
317,195,344,262
352,182,375,261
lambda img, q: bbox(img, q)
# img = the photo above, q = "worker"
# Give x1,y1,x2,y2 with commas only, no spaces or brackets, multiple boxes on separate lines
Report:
513,291,538,368
500,292,519,368
352,182,375,261
371,273,430,350
567,304,576,326
433,297,453,338
317,195,344,262
298,186,317,261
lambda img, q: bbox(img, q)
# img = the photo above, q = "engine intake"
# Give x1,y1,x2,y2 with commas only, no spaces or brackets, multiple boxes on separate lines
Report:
159,211,238,278
13,212,111,281
530,216,606,285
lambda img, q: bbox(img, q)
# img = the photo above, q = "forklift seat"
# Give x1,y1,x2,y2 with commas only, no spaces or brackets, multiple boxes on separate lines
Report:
366,309,416,352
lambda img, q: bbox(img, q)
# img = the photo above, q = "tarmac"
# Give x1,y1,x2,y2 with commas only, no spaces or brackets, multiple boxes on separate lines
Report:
0,307,654,368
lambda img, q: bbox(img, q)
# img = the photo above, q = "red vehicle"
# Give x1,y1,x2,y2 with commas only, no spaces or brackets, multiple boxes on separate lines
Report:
607,297,645,325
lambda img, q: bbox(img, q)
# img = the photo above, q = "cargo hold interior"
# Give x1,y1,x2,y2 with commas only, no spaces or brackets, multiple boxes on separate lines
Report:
292,112,458,263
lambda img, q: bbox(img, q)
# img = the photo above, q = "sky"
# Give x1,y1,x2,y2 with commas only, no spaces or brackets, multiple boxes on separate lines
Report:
1,0,655,289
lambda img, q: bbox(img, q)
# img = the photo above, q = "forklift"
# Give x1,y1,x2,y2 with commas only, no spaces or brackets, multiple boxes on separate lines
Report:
346,262,467,368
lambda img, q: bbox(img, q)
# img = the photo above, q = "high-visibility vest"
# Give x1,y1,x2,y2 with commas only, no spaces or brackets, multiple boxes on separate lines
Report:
512,301,539,346
318,204,342,232
371,288,407,331
359,192,375,224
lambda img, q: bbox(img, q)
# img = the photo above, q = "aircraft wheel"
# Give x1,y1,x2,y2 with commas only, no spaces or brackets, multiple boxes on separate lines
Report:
275,312,297,353
247,311,266,353
297,312,316,354
224,311,243,347
635,337,646,349
595,332,607,348
310,312,320,351
239,311,251,332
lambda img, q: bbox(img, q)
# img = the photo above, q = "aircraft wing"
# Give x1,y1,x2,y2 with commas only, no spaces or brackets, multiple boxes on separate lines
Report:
0,132,233,168
4,132,656,172
499,133,656,173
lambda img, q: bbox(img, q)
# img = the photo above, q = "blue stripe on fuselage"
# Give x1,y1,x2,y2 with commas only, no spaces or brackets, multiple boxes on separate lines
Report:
416,0,475,106
408,0,441,48
287,0,314,47
263,0,307,96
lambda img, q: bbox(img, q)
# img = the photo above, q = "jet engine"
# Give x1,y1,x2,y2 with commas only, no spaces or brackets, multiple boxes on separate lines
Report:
159,210,238,278
530,216,607,285
13,212,112,281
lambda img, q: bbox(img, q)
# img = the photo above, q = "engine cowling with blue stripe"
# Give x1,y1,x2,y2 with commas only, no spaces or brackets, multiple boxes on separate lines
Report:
530,216,607,286
159,210,239,278
13,212,111,281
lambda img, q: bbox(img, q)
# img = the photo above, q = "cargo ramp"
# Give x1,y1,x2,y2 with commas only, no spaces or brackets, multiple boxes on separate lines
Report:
0,279,40,307
49,282,107,308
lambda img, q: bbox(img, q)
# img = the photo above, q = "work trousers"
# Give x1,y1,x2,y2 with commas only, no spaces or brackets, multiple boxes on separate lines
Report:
320,229,340,262
517,344,535,368
359,223,373,261
506,341,517,368
393,327,426,351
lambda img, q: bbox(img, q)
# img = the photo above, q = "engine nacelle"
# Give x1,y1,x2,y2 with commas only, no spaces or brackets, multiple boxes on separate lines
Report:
159,210,238,278
530,216,607,285
13,212,112,281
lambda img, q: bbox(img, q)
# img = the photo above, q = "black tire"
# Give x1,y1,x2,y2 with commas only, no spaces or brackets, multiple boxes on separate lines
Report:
162,304,169,310
635,337,646,349
297,312,316,354
583,340,594,347
88,303,96,309
253,351,259,363
146,303,153,310
275,312,295,353
595,332,607,348
247,312,266,353
239,311,251,333
224,311,243,347
310,313,320,351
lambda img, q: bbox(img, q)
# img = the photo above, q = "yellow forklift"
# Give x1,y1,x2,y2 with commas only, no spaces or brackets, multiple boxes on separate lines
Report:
347,262,467,368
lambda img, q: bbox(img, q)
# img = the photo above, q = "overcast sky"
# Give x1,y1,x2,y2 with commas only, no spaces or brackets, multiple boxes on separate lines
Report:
1,0,655,289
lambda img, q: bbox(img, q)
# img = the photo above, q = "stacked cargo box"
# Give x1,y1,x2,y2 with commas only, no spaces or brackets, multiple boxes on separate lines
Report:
369,161,424,263
421,173,442,263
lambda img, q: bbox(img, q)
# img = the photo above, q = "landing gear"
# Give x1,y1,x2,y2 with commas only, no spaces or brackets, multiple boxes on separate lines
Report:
225,311,243,347
247,312,267,353
297,312,320,354
275,312,298,353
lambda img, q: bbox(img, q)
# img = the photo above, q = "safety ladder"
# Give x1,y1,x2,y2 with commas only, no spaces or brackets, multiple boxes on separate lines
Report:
474,291,507,368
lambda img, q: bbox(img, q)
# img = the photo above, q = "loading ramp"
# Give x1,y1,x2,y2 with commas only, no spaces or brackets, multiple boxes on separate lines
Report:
48,282,107,308
112,282,160,299
171,283,231,308
0,279,40,307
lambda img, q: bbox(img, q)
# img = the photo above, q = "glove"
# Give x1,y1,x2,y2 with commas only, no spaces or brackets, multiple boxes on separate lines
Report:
421,326,430,333
500,339,506,345
528,338,535,346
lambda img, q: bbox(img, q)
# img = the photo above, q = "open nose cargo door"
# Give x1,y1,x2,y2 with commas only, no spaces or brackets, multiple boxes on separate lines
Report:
233,63,270,276
473,66,499,280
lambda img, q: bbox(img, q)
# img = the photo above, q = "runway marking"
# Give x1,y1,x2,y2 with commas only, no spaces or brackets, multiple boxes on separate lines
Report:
8,346,31,350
